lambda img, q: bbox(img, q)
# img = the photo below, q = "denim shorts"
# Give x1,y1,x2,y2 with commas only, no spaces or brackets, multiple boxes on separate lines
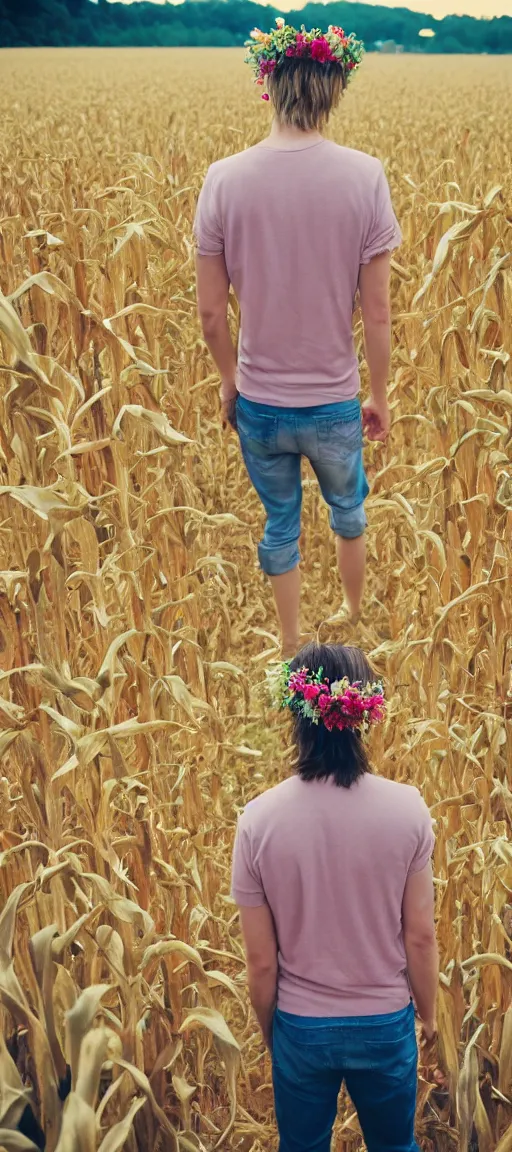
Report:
272,1001,419,1152
237,395,369,577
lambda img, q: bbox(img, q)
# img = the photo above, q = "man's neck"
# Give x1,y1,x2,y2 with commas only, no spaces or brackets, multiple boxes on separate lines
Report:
261,119,324,151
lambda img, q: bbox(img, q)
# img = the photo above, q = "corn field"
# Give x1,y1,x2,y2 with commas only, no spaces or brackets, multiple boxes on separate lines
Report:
0,46,511,1152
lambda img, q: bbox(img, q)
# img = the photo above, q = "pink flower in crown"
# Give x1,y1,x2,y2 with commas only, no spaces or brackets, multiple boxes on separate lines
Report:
286,31,307,57
345,688,365,715
259,57,276,77
340,693,354,711
366,695,385,720
310,37,335,63
332,712,347,731
303,683,322,702
317,693,331,712
289,670,307,693
324,708,346,732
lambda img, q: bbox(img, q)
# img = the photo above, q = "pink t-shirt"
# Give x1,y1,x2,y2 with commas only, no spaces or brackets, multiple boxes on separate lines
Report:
194,140,402,407
231,773,434,1017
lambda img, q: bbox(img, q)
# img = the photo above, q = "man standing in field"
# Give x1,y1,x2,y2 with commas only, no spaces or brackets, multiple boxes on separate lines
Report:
232,642,438,1152
194,20,401,657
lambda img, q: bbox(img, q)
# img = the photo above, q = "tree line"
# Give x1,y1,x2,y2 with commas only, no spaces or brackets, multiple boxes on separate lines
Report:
1,0,511,54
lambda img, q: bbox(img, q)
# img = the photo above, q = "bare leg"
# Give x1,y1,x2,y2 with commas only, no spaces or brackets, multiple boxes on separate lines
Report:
270,566,301,659
336,534,366,618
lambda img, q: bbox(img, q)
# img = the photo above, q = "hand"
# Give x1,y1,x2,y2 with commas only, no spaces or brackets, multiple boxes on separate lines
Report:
362,398,391,442
221,396,237,432
220,379,238,432
418,1020,447,1089
420,1018,437,1044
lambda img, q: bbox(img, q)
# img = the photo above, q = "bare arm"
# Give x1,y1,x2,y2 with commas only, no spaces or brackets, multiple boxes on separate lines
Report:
239,904,278,1049
358,252,392,442
402,861,438,1038
196,252,238,412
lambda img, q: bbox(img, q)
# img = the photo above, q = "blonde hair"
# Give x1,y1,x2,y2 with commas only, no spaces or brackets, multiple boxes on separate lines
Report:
267,57,346,132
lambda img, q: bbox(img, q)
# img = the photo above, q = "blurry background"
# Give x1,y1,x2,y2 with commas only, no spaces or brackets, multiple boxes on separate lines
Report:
1,0,512,51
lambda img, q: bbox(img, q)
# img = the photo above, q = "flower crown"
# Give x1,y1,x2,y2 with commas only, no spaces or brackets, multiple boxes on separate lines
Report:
267,662,385,735
245,18,364,99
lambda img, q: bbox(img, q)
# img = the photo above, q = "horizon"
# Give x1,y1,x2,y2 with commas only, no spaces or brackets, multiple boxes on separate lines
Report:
110,0,512,21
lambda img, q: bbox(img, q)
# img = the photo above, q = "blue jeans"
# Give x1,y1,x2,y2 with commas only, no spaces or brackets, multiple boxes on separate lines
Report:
236,396,369,577
272,1002,419,1152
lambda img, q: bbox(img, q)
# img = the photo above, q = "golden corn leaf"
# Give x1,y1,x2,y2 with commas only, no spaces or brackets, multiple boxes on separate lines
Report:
0,485,87,524
180,1008,240,1146
499,1003,512,1096
54,1093,96,1152
0,1035,32,1130
0,289,49,384
115,1058,179,1152
76,1029,121,1111
0,1132,40,1151
495,1129,512,1152
141,938,205,973
457,1023,485,1151
96,1097,147,1152
65,985,111,1084
112,404,191,447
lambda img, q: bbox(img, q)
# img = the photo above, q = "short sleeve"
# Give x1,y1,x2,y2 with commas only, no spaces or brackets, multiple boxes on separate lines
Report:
408,793,435,875
193,167,224,256
231,816,266,907
361,164,402,265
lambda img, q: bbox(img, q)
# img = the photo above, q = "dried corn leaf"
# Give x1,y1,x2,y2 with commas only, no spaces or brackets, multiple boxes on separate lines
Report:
97,1096,147,1152
112,405,191,446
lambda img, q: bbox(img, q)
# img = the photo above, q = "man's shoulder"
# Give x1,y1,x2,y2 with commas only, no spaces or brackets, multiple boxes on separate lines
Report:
327,142,383,175
208,148,256,180
366,774,427,813
208,143,383,185
240,777,297,825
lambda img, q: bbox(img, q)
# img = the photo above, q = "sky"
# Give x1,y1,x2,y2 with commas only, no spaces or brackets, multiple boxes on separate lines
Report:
113,0,512,19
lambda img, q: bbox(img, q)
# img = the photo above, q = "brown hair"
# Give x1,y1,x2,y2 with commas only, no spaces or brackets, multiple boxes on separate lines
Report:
267,56,346,132
289,643,377,788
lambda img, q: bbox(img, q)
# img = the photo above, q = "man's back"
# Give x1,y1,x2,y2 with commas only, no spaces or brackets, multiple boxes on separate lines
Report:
194,141,401,406
232,773,433,1015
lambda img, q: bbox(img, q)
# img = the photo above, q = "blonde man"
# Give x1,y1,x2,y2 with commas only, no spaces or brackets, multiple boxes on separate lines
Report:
195,22,401,656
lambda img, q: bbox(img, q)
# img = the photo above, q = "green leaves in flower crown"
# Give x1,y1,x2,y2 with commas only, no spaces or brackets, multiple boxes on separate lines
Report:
265,660,292,710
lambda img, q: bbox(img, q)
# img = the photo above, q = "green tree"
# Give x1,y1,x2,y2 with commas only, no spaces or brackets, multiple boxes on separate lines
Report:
438,35,464,53
1,0,511,53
